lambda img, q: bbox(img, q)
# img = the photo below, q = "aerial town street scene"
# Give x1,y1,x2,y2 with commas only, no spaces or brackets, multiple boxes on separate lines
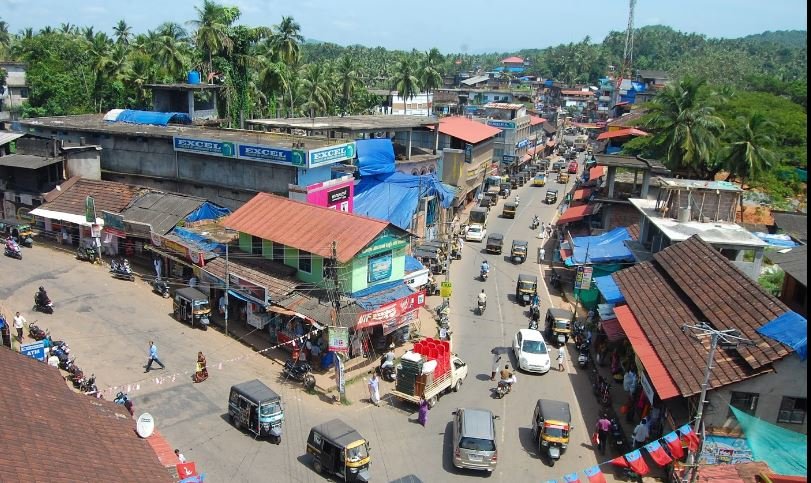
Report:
0,1,806,481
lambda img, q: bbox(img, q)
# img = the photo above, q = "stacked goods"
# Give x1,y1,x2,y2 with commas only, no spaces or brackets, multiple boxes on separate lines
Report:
413,338,451,377
396,350,424,395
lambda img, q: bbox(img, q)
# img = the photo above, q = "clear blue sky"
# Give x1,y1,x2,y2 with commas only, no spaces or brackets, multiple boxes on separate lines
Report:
2,0,807,53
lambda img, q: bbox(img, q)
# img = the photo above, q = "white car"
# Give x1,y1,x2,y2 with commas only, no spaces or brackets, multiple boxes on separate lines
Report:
513,329,551,373
465,224,486,242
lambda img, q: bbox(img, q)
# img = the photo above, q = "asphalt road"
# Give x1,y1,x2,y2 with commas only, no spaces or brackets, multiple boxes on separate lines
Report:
1,152,622,482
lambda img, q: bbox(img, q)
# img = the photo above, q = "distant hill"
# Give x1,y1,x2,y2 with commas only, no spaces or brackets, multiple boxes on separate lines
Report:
741,30,807,49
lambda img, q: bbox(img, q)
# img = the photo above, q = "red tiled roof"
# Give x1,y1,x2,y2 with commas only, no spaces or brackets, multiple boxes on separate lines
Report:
613,236,790,397
561,90,594,97
0,349,174,482
436,116,502,144
501,56,524,64
556,204,595,225
614,305,681,400
529,115,546,126
40,177,145,216
697,462,773,483
224,193,391,263
596,128,648,140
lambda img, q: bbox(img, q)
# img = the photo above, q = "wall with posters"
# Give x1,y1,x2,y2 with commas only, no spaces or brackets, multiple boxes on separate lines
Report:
305,175,355,213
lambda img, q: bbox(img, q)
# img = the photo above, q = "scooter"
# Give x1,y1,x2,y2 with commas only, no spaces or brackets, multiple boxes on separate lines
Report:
578,347,590,368
477,299,486,316
530,218,540,230
110,258,136,281
151,277,170,298
282,359,316,390
495,380,513,399
378,356,396,382
80,374,97,395
480,268,489,281
33,293,54,314
4,242,22,259
610,418,626,451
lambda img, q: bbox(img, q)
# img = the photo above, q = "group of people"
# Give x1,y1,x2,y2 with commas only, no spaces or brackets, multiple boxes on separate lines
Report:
537,222,554,240
143,341,207,384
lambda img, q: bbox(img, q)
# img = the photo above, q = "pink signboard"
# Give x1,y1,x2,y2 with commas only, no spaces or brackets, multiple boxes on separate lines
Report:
306,176,355,213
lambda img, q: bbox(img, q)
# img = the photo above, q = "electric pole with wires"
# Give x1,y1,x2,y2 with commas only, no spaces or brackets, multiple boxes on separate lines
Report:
328,241,347,402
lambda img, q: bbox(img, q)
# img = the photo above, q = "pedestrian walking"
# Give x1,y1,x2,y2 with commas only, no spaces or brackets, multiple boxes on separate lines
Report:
13,312,26,342
193,351,208,383
174,449,186,463
557,346,566,372
595,413,611,454
367,372,380,406
490,352,503,381
632,417,650,448
418,396,429,427
539,247,546,264
144,340,166,373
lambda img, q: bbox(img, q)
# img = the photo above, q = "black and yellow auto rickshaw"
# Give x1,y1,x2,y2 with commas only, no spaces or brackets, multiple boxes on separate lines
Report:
515,274,538,306
414,246,446,275
307,419,370,482
532,399,572,466
228,379,284,444
545,308,574,346
511,240,528,264
502,202,517,219
173,287,212,330
0,219,34,247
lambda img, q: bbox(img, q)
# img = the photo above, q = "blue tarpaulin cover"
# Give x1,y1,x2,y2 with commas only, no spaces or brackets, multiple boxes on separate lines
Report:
171,226,226,254
353,279,415,310
729,406,807,476
405,255,426,273
754,232,798,248
185,201,231,223
357,139,396,176
757,311,807,360
353,172,455,230
594,275,625,304
566,227,635,265
113,109,192,126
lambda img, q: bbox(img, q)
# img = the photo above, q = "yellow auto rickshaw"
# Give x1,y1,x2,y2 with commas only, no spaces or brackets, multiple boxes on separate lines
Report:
307,419,370,482
532,399,572,466
545,308,574,346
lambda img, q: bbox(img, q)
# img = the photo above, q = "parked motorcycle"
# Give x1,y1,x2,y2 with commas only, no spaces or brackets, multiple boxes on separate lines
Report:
110,258,135,281
378,356,396,383
33,293,54,314
550,270,561,290
114,391,134,416
578,347,590,368
4,242,22,260
610,418,626,451
282,359,316,390
80,374,97,395
75,244,97,263
151,278,170,298
28,323,47,341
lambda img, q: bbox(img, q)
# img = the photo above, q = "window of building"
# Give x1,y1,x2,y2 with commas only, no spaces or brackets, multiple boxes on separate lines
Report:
20,88,29,98
777,397,806,424
729,391,759,417
299,250,312,273
272,242,284,262
251,235,263,256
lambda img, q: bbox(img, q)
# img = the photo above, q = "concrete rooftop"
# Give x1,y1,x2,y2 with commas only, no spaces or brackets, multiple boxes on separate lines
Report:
247,115,438,132
19,114,340,150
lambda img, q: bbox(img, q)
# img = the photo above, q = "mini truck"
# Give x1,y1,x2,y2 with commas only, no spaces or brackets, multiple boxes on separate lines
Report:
390,354,468,408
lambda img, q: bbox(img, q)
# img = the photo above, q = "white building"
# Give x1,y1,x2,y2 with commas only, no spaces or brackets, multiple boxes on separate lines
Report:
378,93,434,116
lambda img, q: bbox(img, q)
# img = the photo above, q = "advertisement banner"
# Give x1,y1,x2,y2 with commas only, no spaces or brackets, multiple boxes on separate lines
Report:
367,251,393,283
355,291,425,331
335,354,346,396
440,281,453,298
173,136,236,157
328,326,349,353
308,142,356,168
237,143,300,166
20,340,46,361
305,176,354,213
575,266,594,290
228,273,267,305
487,120,516,129
85,196,96,223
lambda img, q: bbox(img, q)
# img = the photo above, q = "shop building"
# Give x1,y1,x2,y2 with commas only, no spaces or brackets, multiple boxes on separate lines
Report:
476,102,531,174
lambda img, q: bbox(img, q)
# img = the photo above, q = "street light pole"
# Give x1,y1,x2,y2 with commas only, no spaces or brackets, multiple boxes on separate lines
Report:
681,323,754,483
224,241,229,337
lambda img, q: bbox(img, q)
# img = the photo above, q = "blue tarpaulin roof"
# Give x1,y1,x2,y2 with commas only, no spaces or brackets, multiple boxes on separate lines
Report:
729,406,807,476
353,172,455,230
757,311,807,360
565,227,635,265
171,226,226,255
357,139,396,176
405,255,426,273
185,201,231,223
594,275,625,304
754,232,798,248
111,109,192,126
353,279,415,310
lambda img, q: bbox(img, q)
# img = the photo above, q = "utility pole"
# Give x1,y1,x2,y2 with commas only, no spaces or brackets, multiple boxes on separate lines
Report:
681,323,754,483
330,241,346,402
224,241,229,337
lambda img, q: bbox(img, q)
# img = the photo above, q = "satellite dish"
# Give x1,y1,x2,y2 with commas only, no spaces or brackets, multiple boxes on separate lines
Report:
136,413,155,438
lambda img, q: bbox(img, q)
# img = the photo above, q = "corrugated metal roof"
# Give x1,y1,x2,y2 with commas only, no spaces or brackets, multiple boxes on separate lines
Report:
460,75,490,86
435,116,501,144
0,154,61,169
120,192,206,235
767,245,807,287
0,132,24,146
224,193,391,263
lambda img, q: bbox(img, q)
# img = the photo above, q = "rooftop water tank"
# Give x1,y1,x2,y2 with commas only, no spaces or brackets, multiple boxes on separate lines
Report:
187,71,201,85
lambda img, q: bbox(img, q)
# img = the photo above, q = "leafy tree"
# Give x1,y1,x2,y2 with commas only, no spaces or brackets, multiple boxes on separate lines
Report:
188,0,239,76
758,267,784,297
391,56,421,115
298,62,331,118
335,55,359,116
113,20,132,46
722,113,777,219
272,16,303,66
419,48,443,116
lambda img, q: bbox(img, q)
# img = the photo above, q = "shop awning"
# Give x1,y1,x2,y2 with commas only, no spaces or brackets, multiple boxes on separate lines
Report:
144,244,196,268
520,154,531,163
588,165,607,180
556,204,600,225
600,318,626,342
614,305,680,400
594,275,625,304
572,188,593,201
268,304,326,329
29,208,102,227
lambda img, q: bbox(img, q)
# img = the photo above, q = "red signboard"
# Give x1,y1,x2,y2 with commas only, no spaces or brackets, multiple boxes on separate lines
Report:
355,291,425,331
176,462,198,479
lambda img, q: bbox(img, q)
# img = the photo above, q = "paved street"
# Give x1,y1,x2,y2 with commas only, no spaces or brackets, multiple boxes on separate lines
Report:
1,155,626,482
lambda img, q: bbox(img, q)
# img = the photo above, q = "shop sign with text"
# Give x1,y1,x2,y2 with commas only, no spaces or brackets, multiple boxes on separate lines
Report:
357,235,408,258
237,143,306,167
487,120,515,129
308,142,356,168
355,291,425,331
173,136,236,157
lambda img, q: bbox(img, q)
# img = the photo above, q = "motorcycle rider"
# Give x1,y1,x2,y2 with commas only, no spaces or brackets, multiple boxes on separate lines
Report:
477,289,487,310
514,195,520,205
480,260,490,277
498,364,516,392
36,286,51,307
381,343,395,371
531,214,539,228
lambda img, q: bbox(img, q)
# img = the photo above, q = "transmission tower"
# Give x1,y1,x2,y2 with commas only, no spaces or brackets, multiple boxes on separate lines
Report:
621,0,637,81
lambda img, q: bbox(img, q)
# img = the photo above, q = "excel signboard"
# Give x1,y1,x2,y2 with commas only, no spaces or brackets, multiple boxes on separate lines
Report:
237,143,306,167
487,120,516,130
308,142,356,168
173,136,236,157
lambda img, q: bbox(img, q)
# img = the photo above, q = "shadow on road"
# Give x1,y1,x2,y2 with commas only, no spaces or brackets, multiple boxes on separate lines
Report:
516,426,538,459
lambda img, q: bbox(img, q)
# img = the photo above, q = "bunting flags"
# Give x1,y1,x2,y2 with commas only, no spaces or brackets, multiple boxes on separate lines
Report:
679,424,702,452
624,449,650,476
584,465,607,483
563,473,581,483
644,440,673,466
663,431,685,460
611,456,629,468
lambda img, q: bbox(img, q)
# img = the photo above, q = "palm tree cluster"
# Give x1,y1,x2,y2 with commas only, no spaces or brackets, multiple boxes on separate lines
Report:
388,48,444,115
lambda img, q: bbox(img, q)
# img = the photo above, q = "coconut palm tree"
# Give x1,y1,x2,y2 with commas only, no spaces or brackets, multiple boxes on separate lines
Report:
335,55,359,115
299,63,332,119
722,112,777,221
113,20,132,45
639,77,725,177
272,16,303,66
0,20,10,57
257,55,291,117
153,33,187,81
188,0,239,76
420,48,443,116
391,56,421,115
